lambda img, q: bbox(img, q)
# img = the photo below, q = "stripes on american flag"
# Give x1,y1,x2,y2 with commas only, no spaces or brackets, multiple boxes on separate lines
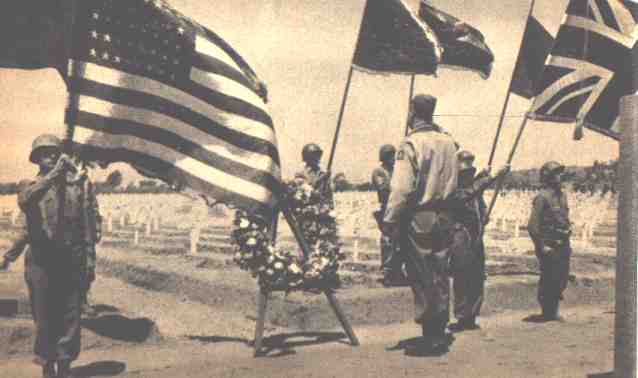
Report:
528,0,638,140
65,0,280,215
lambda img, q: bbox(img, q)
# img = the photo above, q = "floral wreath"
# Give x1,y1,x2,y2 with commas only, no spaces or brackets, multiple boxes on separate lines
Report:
231,177,345,291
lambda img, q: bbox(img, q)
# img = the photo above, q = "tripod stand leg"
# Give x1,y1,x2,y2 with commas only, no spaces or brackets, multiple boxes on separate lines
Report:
324,290,359,346
253,289,269,356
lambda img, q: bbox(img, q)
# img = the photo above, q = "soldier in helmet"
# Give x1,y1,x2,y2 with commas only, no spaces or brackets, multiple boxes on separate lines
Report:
383,94,458,354
371,144,406,286
295,143,334,206
448,151,510,331
17,134,99,378
528,161,572,321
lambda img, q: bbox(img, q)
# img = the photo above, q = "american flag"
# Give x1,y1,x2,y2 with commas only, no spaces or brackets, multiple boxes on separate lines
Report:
65,0,281,215
528,0,638,140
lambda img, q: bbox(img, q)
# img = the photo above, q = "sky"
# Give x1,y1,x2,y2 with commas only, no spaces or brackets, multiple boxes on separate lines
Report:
0,0,619,184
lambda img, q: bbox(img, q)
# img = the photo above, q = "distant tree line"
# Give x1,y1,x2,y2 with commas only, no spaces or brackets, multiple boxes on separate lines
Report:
0,171,175,195
0,161,618,196
330,160,619,195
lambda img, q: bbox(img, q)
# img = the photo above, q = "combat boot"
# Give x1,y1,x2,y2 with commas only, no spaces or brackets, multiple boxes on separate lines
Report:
542,300,561,321
56,359,72,378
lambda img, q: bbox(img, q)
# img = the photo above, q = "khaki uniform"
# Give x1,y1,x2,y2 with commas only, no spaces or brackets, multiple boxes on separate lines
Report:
384,120,458,335
449,171,494,323
18,170,99,363
527,188,572,318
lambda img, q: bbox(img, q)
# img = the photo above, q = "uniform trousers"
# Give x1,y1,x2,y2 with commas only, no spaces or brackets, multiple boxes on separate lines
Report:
450,225,485,322
536,244,571,316
28,244,83,363
401,209,452,337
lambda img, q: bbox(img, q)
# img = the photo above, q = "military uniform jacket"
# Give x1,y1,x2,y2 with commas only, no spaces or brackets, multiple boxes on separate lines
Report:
527,187,571,250
18,170,101,254
450,171,494,239
383,121,458,225
371,165,392,212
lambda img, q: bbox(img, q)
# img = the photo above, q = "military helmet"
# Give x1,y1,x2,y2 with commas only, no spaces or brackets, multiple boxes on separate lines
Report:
457,150,475,171
302,143,323,163
29,134,62,163
539,161,565,183
379,144,396,162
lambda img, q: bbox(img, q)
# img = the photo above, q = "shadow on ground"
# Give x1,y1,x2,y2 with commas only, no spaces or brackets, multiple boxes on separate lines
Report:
82,314,159,343
256,332,348,357
386,334,455,357
587,373,614,378
187,335,249,344
71,360,126,377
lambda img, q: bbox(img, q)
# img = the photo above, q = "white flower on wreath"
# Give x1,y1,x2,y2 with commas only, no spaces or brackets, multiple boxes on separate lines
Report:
266,269,274,276
289,263,302,274
274,262,284,270
267,255,275,264
246,238,257,246
239,219,251,229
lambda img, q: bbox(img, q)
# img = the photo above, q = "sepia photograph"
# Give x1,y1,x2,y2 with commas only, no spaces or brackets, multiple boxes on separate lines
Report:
0,0,636,377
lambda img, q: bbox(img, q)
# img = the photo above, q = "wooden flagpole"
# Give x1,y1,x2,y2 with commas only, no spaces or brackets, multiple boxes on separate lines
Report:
56,0,81,245
484,115,530,224
482,0,538,225
325,1,370,175
326,66,355,174
487,0,537,167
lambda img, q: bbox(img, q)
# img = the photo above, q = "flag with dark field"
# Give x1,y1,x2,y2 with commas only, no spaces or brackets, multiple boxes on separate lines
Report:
418,1,495,79
509,15,555,99
65,0,280,215
352,0,441,75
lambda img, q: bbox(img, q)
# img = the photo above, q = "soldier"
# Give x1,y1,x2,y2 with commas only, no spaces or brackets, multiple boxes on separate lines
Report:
527,161,572,321
383,94,458,353
2,161,102,319
295,143,334,207
371,144,406,286
448,151,509,331
18,134,99,378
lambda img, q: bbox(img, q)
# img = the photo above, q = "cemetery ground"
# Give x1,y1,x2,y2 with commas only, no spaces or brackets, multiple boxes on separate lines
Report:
0,192,617,377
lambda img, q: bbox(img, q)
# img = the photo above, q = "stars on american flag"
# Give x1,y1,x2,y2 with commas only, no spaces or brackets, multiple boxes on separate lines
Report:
75,0,198,85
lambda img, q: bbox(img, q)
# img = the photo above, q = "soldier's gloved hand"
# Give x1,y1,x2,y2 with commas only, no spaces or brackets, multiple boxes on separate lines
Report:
46,153,72,180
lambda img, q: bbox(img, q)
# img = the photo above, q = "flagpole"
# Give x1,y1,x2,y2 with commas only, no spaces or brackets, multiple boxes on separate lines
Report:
404,74,416,136
325,0,370,175
487,0,537,167
326,65,355,174
56,0,81,245
484,115,530,224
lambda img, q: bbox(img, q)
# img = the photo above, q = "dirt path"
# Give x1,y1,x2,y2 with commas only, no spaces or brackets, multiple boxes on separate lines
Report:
0,305,614,378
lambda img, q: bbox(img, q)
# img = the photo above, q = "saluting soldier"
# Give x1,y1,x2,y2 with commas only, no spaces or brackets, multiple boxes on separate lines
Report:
383,94,458,353
448,151,509,331
528,161,572,321
371,144,406,286
295,143,334,207
18,134,99,378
